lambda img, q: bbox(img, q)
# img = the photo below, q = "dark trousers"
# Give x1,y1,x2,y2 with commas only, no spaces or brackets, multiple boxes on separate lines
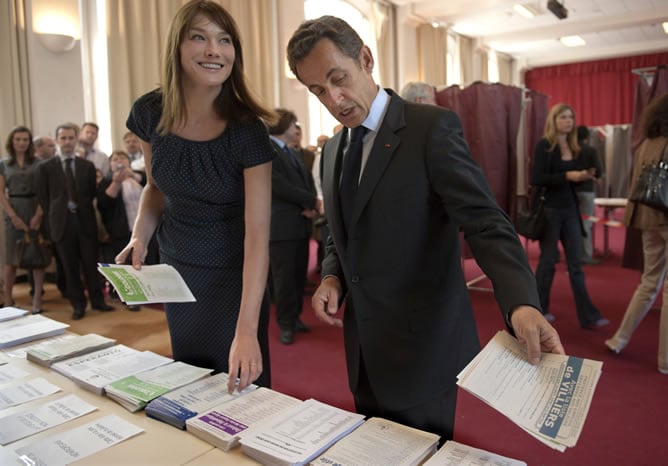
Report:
536,206,601,326
269,238,309,331
55,212,104,310
353,353,457,444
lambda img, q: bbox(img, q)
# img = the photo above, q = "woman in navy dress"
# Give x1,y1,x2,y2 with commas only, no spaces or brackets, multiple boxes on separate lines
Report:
119,0,275,392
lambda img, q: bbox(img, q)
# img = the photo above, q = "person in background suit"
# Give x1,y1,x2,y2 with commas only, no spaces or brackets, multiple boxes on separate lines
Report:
96,150,142,311
287,16,564,441
36,122,114,320
400,81,437,105
77,122,111,179
605,93,668,375
574,125,604,265
33,136,57,161
268,108,320,344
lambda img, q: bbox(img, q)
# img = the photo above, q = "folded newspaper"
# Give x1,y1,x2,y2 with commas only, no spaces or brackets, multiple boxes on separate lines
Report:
97,263,196,305
457,330,602,452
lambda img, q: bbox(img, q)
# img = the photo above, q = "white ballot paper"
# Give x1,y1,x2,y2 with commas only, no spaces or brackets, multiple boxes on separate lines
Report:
240,398,365,466
0,307,28,322
312,417,440,466
0,364,30,384
457,331,602,452
0,378,61,410
423,440,527,466
15,414,144,466
0,394,97,445
97,263,195,305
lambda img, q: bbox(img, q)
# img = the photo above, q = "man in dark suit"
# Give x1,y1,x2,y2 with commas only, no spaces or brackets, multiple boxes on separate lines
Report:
287,16,564,441
36,122,113,320
268,109,321,344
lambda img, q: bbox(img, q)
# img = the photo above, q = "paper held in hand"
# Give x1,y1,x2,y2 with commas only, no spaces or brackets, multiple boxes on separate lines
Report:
97,263,196,305
456,330,603,452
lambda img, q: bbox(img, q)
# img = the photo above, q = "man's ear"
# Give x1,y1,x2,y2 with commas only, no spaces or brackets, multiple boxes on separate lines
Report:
360,45,374,73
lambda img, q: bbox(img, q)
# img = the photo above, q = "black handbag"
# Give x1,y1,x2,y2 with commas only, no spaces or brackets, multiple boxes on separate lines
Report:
14,231,53,269
515,188,546,241
628,141,668,213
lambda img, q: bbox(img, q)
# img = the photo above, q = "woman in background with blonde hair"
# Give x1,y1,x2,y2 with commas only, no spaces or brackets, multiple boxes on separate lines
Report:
531,103,608,329
606,93,668,374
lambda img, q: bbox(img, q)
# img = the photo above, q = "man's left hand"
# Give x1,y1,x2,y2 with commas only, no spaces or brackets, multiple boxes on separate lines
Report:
510,306,565,364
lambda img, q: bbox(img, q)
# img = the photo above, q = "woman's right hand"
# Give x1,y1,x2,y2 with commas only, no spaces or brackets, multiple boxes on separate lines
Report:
115,237,147,270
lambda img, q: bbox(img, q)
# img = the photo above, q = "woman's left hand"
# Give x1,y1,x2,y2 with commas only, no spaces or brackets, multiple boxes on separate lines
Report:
29,214,42,231
227,333,262,393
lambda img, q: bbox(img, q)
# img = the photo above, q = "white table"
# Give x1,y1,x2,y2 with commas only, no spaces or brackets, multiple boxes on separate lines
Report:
593,198,628,256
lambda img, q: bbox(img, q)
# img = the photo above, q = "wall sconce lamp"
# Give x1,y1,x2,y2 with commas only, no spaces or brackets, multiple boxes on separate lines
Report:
37,32,77,53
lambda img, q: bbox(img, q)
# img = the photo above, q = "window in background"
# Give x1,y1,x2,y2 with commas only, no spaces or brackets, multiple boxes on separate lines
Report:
446,31,461,87
487,49,500,83
303,0,378,142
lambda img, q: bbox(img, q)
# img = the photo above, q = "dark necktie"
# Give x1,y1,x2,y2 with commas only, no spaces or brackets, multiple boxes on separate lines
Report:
283,145,299,168
339,126,368,232
64,158,78,204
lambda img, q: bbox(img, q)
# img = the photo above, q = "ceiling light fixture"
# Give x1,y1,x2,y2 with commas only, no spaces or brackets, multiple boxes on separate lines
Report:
663,22,668,34
513,4,536,19
559,35,585,47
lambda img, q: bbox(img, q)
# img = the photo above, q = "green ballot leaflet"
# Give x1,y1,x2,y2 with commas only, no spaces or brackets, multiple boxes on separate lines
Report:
98,263,196,305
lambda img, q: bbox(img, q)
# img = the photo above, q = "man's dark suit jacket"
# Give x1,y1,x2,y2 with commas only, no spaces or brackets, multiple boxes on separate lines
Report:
36,156,98,243
269,140,317,241
320,90,540,411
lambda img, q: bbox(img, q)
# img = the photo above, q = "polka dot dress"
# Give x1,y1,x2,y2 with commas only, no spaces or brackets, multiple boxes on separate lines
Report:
127,91,275,386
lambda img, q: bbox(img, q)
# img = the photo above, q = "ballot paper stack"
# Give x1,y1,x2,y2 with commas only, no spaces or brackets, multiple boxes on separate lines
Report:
51,344,172,395
186,387,301,451
423,440,527,465
26,333,116,367
240,398,365,466
0,306,28,322
0,314,69,349
311,417,440,466
97,263,195,305
105,361,212,412
457,330,603,452
145,372,257,429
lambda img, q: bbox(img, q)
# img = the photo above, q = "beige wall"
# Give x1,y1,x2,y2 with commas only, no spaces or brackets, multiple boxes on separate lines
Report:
26,0,85,140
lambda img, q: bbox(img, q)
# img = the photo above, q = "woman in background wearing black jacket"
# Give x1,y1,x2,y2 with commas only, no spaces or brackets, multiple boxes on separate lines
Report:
531,103,609,329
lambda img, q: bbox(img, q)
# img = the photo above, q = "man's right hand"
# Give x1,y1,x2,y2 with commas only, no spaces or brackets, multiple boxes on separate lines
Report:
312,276,343,327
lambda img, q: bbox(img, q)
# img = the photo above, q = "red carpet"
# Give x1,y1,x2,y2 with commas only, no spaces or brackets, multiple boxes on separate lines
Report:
269,213,668,465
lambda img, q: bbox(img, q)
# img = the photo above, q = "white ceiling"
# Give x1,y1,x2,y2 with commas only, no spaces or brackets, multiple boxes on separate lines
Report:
393,0,668,67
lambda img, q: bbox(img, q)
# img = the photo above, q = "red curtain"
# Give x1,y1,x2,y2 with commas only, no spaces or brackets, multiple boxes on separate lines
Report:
524,53,668,126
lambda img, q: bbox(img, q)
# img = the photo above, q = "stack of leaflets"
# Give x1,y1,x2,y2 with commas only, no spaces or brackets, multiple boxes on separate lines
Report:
26,333,116,367
0,314,68,349
104,361,212,412
51,344,172,395
456,330,603,452
186,387,301,451
145,372,256,429
423,440,527,465
14,415,144,464
312,417,440,466
0,306,28,322
0,394,97,446
97,263,195,305
239,398,365,466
